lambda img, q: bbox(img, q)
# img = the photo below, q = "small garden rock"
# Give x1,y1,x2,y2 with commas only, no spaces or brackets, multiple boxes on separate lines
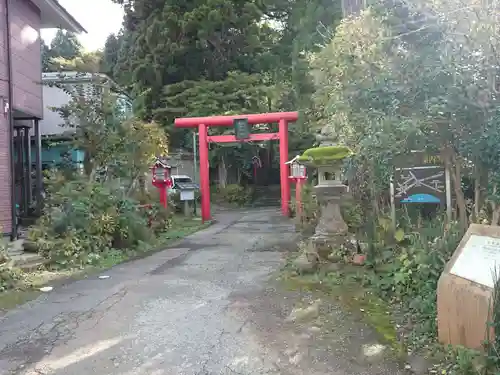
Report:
292,252,318,274
406,355,430,375
327,252,342,263
285,299,321,323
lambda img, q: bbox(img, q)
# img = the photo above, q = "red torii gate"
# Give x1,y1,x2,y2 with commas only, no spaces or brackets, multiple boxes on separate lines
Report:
174,111,299,222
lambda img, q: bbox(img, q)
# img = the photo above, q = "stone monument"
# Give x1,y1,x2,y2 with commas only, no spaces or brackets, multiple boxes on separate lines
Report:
437,224,500,349
298,143,352,258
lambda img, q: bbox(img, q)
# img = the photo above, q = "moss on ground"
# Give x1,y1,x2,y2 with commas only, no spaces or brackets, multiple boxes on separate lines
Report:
279,263,403,358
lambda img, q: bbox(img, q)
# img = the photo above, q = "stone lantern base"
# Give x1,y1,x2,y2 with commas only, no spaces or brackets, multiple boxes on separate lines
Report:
311,181,354,259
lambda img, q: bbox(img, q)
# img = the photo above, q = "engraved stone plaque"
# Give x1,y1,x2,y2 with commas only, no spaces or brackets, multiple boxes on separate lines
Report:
450,234,500,288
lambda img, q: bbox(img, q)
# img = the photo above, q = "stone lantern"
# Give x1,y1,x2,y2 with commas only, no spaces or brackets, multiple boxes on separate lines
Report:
298,144,352,257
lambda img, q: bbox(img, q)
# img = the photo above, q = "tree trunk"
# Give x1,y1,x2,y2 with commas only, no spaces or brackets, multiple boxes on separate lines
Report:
83,153,93,177
139,172,147,193
443,147,467,232
492,205,500,226
453,161,468,231
473,161,485,223
473,166,480,223
126,174,140,196
369,160,380,218
490,185,500,226
237,168,242,185
218,156,227,188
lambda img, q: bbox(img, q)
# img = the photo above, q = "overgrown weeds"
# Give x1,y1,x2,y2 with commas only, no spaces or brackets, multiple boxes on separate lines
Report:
0,239,25,293
362,215,461,348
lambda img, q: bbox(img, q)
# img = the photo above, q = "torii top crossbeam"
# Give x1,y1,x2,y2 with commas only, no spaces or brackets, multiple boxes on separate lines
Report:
174,112,299,128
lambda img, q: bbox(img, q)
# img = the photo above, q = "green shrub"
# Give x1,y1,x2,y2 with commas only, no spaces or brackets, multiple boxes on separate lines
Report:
213,184,254,206
340,198,364,232
0,267,24,292
28,174,158,268
0,240,24,292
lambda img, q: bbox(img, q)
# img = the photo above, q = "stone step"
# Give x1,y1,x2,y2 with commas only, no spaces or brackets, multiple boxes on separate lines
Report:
8,253,47,272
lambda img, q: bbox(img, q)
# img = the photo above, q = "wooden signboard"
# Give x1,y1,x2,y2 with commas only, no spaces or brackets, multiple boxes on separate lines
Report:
390,150,452,227
393,151,445,205
437,224,500,349
394,166,445,204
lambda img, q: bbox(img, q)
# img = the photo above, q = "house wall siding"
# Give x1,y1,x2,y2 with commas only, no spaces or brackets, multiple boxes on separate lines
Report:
0,0,43,234
40,79,134,136
0,1,11,234
41,83,72,135
10,0,42,118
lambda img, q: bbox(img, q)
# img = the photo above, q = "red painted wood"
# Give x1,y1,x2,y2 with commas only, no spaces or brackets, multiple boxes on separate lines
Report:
207,133,280,143
198,123,211,222
158,186,167,208
279,119,290,217
175,112,298,221
175,112,298,128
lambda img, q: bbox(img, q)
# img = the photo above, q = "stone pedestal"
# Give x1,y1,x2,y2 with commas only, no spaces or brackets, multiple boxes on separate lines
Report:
311,181,350,258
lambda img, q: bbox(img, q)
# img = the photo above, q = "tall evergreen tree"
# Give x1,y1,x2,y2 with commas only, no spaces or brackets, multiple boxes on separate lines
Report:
110,0,342,150
41,40,51,72
102,33,122,78
50,29,83,60
111,0,277,147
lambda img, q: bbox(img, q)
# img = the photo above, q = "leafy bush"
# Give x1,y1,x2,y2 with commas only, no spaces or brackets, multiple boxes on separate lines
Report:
0,242,8,266
213,184,254,206
0,241,23,292
0,267,24,292
28,174,163,268
364,216,461,346
340,198,364,232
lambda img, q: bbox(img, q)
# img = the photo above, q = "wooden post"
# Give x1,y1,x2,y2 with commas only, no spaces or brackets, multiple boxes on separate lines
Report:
296,180,303,218
198,123,210,222
279,119,290,217
390,176,396,231
445,165,452,223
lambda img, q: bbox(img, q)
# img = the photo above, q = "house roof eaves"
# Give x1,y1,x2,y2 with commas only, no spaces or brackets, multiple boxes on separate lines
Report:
40,0,87,33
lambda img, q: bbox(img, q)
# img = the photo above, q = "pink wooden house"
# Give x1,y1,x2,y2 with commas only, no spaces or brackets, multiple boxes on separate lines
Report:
0,0,85,238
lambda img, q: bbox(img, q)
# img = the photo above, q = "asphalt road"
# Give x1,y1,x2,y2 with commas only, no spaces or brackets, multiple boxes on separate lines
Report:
0,208,404,375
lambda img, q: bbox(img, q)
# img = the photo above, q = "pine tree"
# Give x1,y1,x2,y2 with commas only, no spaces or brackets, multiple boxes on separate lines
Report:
102,34,122,78
110,0,276,146
109,0,342,149
41,40,51,72
50,29,83,60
